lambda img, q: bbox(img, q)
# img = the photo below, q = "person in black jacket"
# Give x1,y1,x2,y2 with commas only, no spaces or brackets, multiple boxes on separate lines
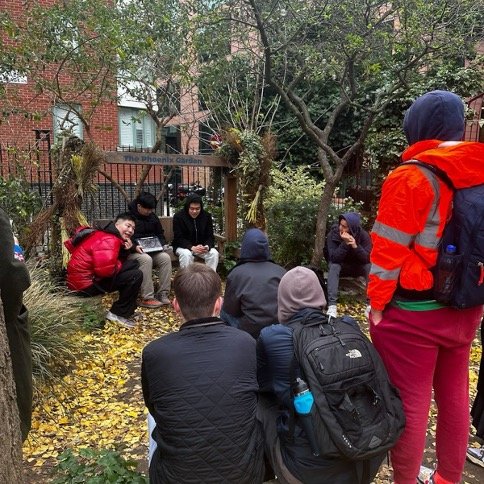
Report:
221,228,286,338
172,193,219,271
142,263,265,483
0,208,32,441
128,192,172,307
325,212,371,318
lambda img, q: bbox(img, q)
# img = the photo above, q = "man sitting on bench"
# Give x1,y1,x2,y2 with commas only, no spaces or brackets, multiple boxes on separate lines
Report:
128,192,172,308
172,193,219,271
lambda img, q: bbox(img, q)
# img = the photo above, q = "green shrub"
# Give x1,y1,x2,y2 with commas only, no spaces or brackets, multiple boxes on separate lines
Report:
265,166,322,267
53,448,148,483
220,240,241,276
24,264,105,396
0,176,41,244
265,166,363,267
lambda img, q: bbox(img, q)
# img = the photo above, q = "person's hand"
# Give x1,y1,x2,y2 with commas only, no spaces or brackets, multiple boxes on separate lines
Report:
370,309,383,325
191,244,205,254
124,238,133,250
340,231,357,248
135,244,143,254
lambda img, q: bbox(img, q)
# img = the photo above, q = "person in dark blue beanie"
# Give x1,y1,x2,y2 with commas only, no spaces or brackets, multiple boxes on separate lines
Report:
221,228,286,338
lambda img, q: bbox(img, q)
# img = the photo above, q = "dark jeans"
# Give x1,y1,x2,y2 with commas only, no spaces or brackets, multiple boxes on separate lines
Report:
78,260,142,318
327,262,370,305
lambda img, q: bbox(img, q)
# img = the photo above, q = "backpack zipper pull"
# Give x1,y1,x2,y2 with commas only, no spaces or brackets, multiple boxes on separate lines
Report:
478,262,484,286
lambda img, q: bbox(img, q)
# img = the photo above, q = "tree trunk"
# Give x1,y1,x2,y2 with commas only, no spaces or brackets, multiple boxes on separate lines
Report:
311,182,337,265
0,298,24,483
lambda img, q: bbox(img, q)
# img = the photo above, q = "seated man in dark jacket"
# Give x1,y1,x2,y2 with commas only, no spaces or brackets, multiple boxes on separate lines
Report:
172,193,219,271
65,212,143,328
128,192,172,308
221,228,286,338
325,212,371,318
142,263,265,484
257,267,383,484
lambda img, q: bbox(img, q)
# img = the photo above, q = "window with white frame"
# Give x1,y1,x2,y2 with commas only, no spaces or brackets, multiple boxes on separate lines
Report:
118,108,155,148
0,70,27,84
53,104,83,141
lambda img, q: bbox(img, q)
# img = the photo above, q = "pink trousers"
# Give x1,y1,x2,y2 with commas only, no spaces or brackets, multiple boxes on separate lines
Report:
370,304,483,484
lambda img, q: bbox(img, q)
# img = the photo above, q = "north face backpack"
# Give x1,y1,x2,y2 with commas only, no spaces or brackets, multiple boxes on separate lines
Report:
289,311,405,461
405,160,484,308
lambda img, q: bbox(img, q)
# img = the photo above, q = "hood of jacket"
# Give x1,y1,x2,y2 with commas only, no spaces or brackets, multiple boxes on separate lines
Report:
402,140,484,189
339,212,361,237
127,199,143,217
277,266,326,324
102,220,123,238
239,228,271,261
183,193,204,212
403,90,465,145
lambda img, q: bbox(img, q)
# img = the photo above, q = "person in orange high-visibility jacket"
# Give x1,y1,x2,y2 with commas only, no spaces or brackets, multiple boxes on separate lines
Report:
368,90,484,484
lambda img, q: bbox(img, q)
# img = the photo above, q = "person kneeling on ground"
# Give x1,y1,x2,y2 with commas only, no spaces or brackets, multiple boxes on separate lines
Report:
142,263,265,483
257,266,383,484
128,191,172,308
65,212,143,328
221,228,286,339
172,193,219,271
325,212,371,318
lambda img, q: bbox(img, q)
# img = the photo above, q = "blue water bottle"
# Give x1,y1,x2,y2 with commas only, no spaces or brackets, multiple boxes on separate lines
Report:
293,377,320,456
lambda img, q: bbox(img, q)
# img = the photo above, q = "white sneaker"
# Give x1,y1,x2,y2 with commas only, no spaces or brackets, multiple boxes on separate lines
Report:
106,311,136,328
467,446,484,468
417,465,434,484
326,305,338,318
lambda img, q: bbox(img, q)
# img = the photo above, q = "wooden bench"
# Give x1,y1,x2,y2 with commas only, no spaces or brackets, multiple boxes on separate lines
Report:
93,216,226,265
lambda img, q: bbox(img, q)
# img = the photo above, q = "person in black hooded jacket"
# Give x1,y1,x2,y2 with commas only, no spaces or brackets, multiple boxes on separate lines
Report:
325,212,371,318
128,192,172,308
172,193,219,271
221,228,286,338
142,263,265,483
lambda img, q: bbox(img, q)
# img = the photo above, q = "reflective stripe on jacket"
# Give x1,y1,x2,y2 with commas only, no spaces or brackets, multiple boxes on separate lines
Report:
368,140,484,311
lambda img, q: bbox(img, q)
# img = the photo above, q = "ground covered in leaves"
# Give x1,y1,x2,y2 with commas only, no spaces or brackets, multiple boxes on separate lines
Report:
22,295,484,483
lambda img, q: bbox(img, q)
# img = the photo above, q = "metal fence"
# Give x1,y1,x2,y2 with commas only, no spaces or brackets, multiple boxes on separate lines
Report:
0,142,377,231
0,142,224,222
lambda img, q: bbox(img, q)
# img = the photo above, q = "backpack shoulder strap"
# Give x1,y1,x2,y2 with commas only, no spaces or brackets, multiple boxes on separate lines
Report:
403,160,455,191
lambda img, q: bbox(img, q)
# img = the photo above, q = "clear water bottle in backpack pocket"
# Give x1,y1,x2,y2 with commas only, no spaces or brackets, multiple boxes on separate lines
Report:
434,244,462,304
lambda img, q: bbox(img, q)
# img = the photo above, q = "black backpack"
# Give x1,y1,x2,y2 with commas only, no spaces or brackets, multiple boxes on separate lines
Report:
404,160,484,308
289,311,405,461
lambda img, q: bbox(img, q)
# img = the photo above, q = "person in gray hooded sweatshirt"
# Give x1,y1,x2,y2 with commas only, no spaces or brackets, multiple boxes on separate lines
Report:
325,212,371,318
257,267,383,483
221,228,286,339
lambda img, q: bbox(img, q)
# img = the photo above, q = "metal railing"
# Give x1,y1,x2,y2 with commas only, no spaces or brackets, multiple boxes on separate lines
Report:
0,142,377,233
